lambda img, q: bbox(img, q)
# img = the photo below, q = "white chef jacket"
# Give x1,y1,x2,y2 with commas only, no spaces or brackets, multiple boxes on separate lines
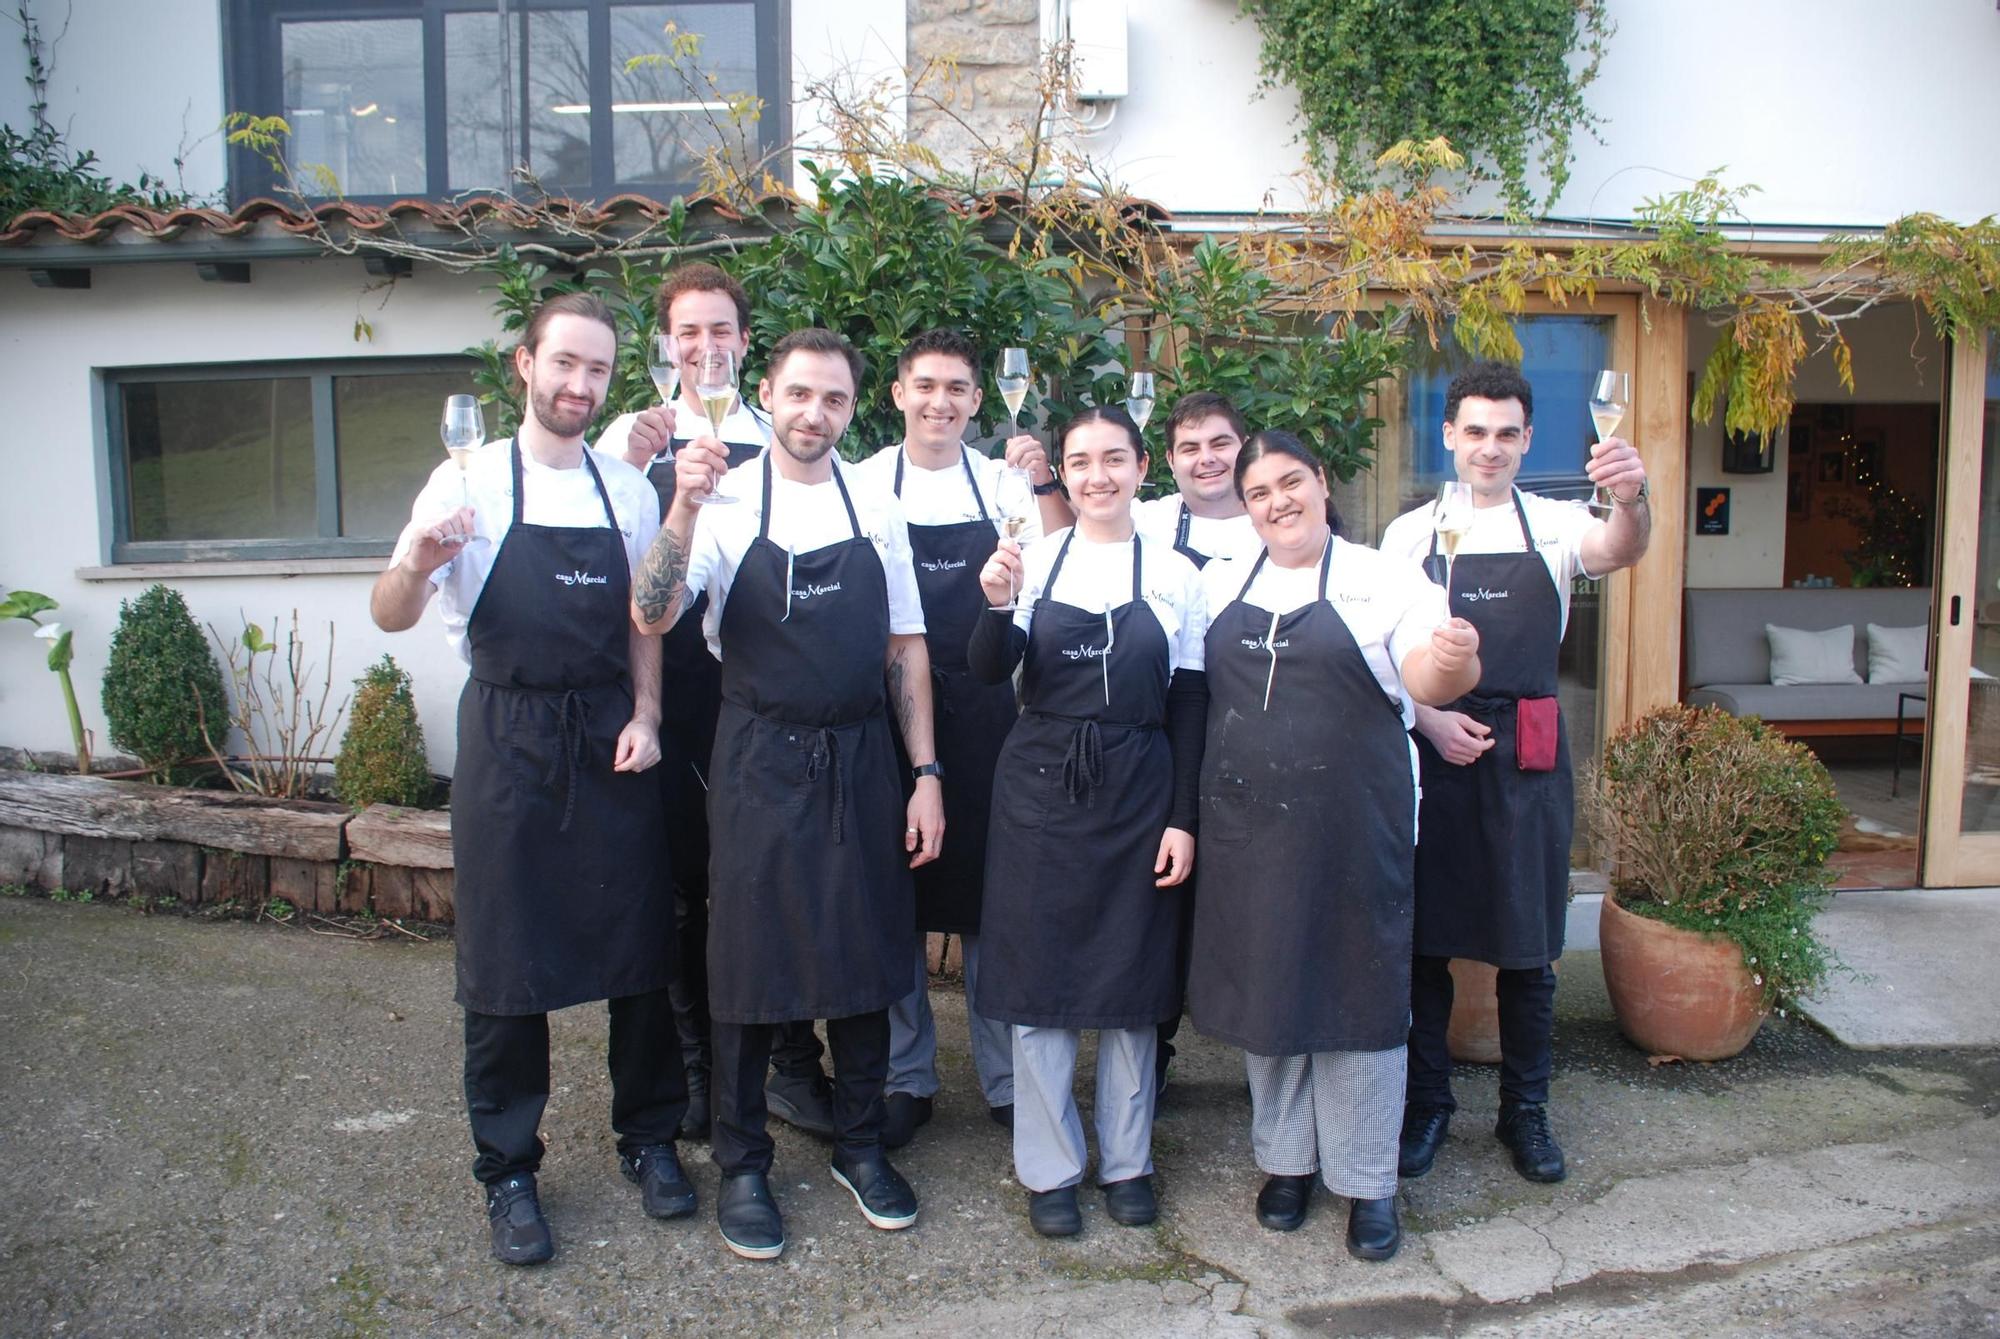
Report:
1011,527,1207,673
851,442,1046,544
681,455,927,661
1377,488,1600,637
390,440,660,665
1132,494,1262,566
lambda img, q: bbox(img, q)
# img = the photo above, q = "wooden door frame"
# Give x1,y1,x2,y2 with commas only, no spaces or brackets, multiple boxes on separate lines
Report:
1919,331,1998,886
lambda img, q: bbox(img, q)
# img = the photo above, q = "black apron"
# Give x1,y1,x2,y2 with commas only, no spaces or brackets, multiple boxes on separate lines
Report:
644,421,769,900
891,448,1018,934
705,458,913,1024
1413,490,1573,969
974,532,1179,1030
1187,543,1416,1055
1173,502,1212,569
450,441,672,1015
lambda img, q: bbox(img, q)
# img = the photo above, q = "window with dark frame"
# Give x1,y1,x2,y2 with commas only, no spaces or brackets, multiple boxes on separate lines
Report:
224,0,785,205
106,361,493,563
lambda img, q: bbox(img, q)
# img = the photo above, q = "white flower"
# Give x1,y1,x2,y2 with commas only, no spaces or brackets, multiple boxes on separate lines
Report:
1753,974,1763,986
32,622,62,640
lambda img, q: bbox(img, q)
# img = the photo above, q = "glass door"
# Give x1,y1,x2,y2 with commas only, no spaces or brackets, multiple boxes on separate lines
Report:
1920,332,2000,885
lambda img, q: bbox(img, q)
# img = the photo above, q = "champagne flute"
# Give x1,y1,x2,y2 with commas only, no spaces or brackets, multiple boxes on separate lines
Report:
1125,371,1156,435
439,393,485,547
991,465,1036,611
646,333,680,464
1434,480,1475,591
687,345,740,506
1588,370,1629,513
997,347,1031,437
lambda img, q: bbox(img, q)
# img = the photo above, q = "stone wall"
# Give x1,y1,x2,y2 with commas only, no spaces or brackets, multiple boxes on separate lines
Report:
908,0,1044,172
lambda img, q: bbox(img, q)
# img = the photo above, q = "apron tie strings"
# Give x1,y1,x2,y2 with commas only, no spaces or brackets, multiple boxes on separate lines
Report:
544,689,592,834
805,726,845,843
1061,719,1105,806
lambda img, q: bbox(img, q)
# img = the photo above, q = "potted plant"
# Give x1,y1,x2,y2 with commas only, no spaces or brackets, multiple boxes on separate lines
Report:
1588,704,1843,1060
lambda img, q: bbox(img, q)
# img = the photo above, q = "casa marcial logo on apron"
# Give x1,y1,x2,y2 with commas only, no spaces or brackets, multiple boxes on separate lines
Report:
554,569,609,587
919,557,968,573
1460,587,1512,603
791,580,843,601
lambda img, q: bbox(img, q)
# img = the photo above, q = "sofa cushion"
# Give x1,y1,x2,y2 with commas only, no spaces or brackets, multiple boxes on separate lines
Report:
1688,683,1926,722
1867,623,1928,683
1683,587,1934,688
1767,623,1863,686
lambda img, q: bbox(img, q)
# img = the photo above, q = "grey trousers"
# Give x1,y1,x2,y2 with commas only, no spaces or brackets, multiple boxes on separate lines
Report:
886,932,1015,1105
1013,1024,1157,1193
1245,1047,1405,1201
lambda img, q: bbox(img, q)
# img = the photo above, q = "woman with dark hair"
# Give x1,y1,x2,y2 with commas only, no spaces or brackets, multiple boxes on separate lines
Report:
1185,430,1480,1261
967,405,1209,1239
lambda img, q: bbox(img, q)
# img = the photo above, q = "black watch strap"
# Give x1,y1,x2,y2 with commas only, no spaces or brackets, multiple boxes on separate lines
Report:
1031,477,1064,496
911,761,945,781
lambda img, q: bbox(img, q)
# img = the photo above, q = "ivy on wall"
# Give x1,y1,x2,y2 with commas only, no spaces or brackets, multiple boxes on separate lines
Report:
1239,0,1611,214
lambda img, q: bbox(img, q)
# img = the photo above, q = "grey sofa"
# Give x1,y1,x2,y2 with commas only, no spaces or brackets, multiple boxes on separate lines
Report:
1682,587,1933,734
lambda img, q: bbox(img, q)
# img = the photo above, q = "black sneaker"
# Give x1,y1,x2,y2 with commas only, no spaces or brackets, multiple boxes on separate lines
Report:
765,1069,836,1139
485,1173,554,1266
1398,1104,1452,1179
619,1142,697,1219
716,1171,785,1260
880,1092,934,1150
1102,1174,1158,1227
1495,1102,1567,1183
829,1149,919,1230
1027,1185,1081,1237
1345,1195,1401,1261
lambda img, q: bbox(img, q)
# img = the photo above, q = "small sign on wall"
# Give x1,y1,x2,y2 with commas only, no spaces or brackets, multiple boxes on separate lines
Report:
1696,487,1730,536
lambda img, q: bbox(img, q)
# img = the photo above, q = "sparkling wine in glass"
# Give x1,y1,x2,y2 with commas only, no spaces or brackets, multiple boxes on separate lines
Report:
439,394,485,547
686,346,740,506
643,334,680,466
991,465,1035,611
1434,480,1476,590
1125,371,1156,433
1588,370,1629,512
997,347,1031,436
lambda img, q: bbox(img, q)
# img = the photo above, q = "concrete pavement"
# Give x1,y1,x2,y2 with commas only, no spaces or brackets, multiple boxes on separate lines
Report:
0,894,1995,1337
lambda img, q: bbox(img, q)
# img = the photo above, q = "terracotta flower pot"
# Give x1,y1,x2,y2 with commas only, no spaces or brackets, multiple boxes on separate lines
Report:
1445,957,1561,1063
1599,890,1769,1061
1446,958,1503,1063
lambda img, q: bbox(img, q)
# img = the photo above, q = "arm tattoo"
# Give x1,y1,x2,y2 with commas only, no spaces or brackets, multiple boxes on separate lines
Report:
887,645,918,742
634,526,689,628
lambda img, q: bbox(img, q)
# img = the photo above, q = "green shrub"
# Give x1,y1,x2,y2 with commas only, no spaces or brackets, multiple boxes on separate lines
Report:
334,656,435,810
1590,704,1844,1006
101,585,227,784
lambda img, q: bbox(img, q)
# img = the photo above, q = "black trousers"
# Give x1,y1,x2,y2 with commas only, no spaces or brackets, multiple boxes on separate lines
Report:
462,986,689,1185
1155,883,1198,1066
711,1010,889,1175
1406,955,1556,1111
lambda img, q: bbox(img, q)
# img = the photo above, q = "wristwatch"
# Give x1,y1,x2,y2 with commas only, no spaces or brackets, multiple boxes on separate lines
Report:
911,761,945,782
1031,477,1064,496
1612,479,1651,506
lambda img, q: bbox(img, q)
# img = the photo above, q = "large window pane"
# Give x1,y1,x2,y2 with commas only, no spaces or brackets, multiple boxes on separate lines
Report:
279,19,426,197
122,379,316,541
610,3,760,186
445,11,510,192
526,10,593,189
1960,349,2000,832
335,371,491,540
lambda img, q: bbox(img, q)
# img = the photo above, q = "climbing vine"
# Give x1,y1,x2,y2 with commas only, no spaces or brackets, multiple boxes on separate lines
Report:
1238,0,1611,214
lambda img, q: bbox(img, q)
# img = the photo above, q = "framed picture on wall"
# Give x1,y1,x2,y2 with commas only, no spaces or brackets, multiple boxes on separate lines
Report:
1818,451,1845,485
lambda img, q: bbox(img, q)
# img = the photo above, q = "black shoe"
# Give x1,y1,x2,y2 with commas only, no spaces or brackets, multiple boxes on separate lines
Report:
716,1171,785,1260
679,1068,712,1141
880,1092,934,1150
1102,1174,1157,1227
485,1173,554,1266
1398,1104,1452,1179
619,1143,696,1220
1027,1185,1081,1237
830,1149,919,1230
1255,1173,1314,1232
765,1069,836,1140
1345,1196,1401,1261
1495,1102,1567,1183
989,1102,1015,1131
